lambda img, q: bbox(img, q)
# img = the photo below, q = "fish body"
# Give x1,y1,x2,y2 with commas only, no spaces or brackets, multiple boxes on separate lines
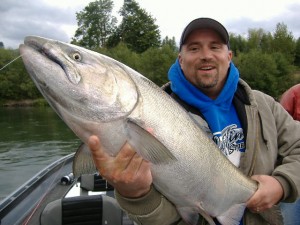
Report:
20,36,262,225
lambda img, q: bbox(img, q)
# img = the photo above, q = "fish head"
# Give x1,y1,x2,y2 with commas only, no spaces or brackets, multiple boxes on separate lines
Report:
19,36,138,141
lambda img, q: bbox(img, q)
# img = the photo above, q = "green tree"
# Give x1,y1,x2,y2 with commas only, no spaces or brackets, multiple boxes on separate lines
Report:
138,44,177,86
271,23,296,64
293,37,300,67
98,42,140,70
108,0,161,53
229,33,247,56
235,49,295,98
272,52,296,92
247,28,266,50
259,32,273,53
72,0,117,49
0,49,40,101
161,36,178,52
235,49,278,97
97,42,177,86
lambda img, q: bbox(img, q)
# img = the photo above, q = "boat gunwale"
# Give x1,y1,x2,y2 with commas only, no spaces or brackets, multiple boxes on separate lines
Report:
0,153,74,219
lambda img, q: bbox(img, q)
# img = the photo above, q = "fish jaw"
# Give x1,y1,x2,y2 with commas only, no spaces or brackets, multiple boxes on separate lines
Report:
19,42,69,114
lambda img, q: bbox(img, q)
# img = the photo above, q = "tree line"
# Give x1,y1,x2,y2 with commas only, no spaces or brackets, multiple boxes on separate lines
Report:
0,0,300,105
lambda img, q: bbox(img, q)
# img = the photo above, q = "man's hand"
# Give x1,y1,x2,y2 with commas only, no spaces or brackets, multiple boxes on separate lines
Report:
246,175,283,213
88,135,152,198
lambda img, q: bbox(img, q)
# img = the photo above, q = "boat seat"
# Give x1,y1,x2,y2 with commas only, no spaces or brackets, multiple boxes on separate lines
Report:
40,194,123,225
80,173,114,192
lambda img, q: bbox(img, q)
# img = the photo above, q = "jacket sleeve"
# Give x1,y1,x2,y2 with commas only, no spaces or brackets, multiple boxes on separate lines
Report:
258,92,300,202
115,186,188,225
273,105,300,201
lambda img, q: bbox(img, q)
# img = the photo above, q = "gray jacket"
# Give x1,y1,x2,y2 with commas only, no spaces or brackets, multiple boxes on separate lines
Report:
116,79,300,225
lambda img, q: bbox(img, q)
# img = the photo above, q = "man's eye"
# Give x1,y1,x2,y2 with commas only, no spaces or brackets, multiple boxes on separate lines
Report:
190,47,199,52
211,45,221,50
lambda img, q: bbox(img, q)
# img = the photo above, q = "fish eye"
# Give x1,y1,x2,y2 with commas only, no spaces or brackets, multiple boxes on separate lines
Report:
72,52,82,61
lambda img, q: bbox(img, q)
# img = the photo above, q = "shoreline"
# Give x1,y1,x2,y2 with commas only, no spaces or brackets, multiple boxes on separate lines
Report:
1,99,48,107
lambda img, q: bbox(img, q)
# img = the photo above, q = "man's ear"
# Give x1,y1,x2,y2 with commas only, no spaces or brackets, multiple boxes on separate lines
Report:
178,54,182,66
228,50,233,61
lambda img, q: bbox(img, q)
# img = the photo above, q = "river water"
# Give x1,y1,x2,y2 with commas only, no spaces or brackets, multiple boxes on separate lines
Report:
0,107,81,200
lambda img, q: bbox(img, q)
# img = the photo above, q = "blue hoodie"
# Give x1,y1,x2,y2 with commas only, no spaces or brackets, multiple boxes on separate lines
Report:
168,59,245,167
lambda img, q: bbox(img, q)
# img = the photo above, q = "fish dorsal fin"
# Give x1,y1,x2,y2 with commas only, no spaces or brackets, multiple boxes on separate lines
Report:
126,120,177,164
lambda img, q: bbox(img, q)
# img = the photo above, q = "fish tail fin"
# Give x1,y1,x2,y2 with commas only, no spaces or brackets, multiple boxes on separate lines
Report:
217,203,245,225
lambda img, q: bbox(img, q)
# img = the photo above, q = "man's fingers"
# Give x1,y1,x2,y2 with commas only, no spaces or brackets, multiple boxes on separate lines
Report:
124,153,145,174
88,135,101,152
116,142,136,159
88,135,113,178
87,135,153,198
246,175,283,213
88,135,110,164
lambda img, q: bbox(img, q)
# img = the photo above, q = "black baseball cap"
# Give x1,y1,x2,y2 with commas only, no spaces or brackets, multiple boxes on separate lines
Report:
179,17,229,50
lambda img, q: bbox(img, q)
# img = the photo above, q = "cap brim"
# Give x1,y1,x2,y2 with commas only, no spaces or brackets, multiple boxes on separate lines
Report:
180,18,229,48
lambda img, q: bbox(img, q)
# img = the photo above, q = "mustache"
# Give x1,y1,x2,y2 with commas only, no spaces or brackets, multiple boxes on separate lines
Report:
196,60,217,68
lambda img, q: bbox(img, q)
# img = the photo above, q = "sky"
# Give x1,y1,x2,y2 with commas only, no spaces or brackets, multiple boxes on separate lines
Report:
1,0,300,49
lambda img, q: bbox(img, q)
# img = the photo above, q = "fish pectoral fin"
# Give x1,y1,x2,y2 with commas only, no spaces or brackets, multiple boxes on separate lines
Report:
217,203,246,225
177,207,202,225
177,207,215,225
73,143,97,177
126,120,177,164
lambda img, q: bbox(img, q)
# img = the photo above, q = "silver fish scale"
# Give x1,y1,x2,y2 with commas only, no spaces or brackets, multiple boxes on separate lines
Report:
127,68,257,218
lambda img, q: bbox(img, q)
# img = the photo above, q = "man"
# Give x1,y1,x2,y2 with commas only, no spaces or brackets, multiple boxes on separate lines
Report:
279,84,300,225
88,18,300,224
280,83,300,121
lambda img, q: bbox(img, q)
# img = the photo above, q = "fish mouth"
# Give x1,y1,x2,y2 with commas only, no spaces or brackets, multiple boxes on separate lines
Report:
19,37,75,121
23,36,65,72
21,36,81,84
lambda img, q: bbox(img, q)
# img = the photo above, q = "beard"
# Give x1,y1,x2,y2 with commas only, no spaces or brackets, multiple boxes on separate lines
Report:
196,73,219,89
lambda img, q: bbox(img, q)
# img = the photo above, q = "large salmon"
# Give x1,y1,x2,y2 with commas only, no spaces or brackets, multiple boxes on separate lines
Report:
19,36,281,225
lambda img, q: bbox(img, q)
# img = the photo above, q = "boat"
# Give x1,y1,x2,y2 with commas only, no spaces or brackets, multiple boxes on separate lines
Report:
0,152,135,225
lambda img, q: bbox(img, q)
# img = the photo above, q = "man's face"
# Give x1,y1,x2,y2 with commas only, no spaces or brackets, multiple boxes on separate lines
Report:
179,28,232,99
